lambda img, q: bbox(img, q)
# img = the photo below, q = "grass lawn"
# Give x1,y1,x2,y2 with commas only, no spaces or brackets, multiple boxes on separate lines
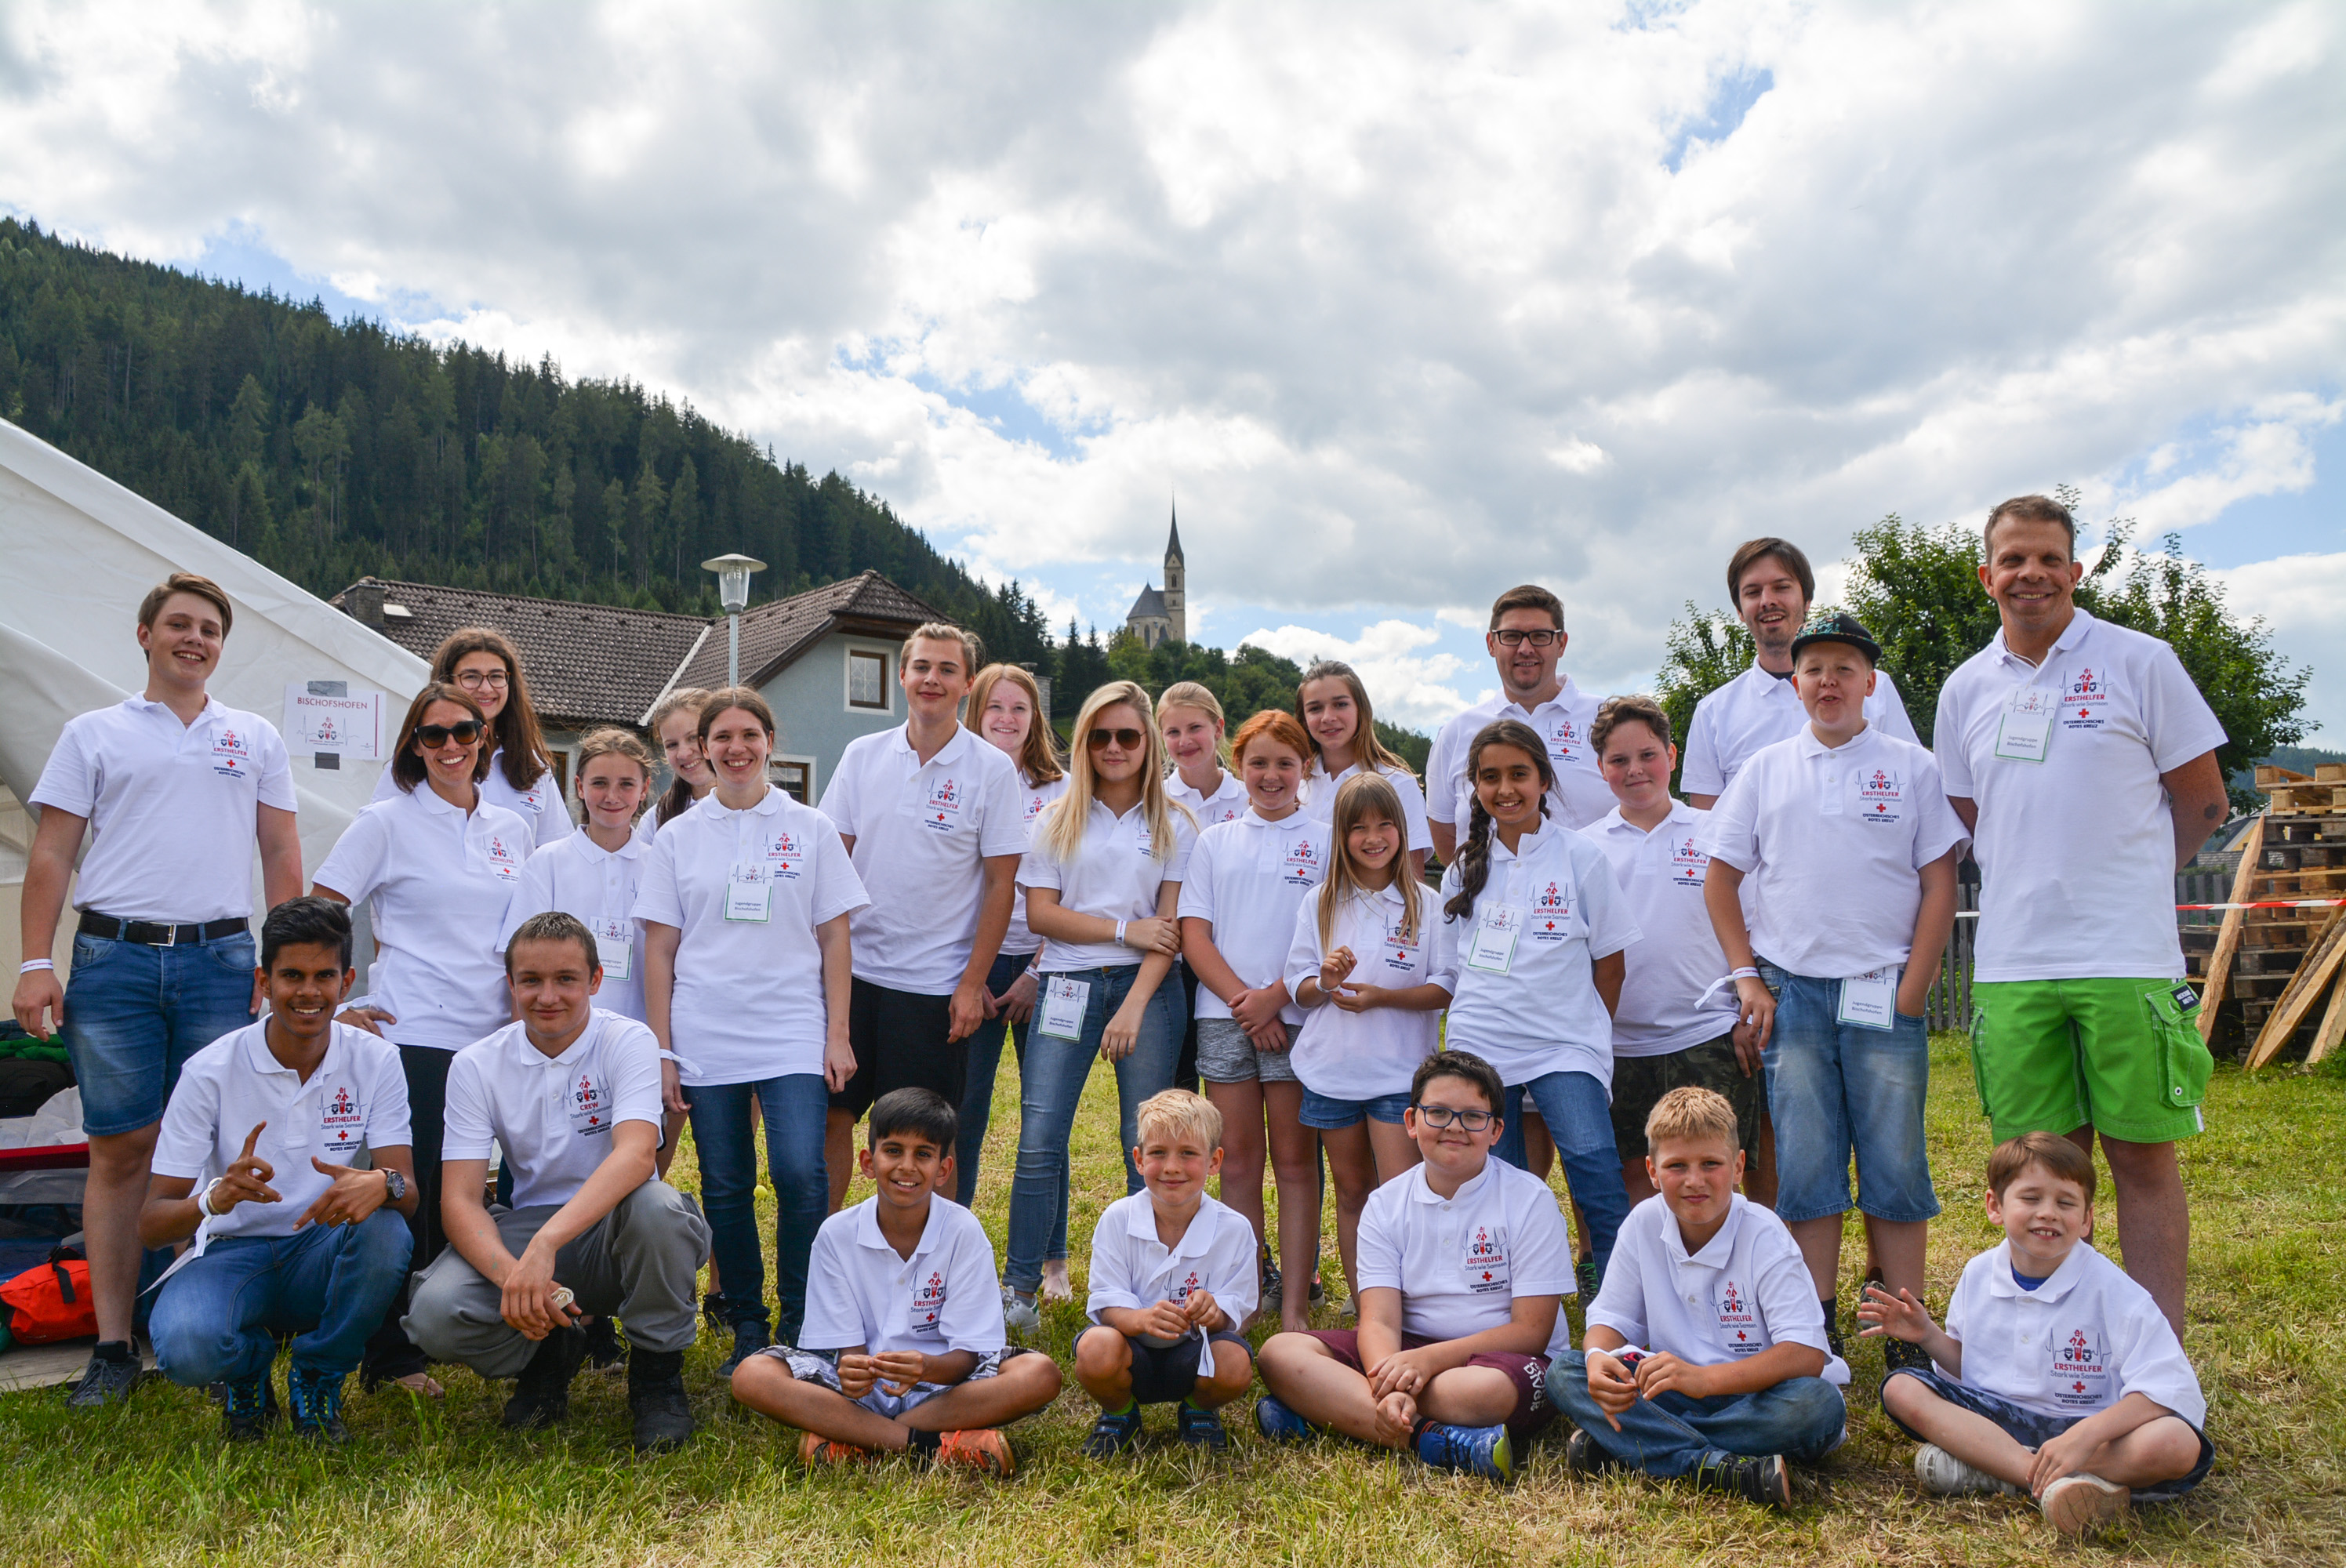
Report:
2,1035,2341,1566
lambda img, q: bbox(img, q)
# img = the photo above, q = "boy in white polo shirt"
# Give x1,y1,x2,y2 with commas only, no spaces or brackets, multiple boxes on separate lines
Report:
1700,614,1966,1366
1255,1051,1572,1483
404,912,710,1455
1863,1131,2211,1537
817,622,1026,1209
15,572,303,1406
143,897,417,1443
1549,1088,1848,1508
732,1088,1064,1477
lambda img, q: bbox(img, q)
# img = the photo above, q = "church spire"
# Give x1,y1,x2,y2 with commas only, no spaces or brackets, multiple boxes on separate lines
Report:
1166,496,1184,564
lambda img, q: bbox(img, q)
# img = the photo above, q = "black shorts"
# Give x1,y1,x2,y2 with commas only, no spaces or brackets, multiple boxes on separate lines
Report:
833,978,961,1118
1611,1033,1762,1162
1093,1328,1254,1405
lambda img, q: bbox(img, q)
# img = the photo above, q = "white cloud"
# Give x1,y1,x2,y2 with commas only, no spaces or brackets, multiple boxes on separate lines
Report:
2213,551,2343,745
1237,619,1473,733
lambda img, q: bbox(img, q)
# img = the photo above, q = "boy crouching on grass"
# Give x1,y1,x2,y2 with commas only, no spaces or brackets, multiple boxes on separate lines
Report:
1254,1051,1571,1482
1861,1132,2212,1537
731,1088,1062,1477
1075,1089,1261,1457
1549,1088,1850,1508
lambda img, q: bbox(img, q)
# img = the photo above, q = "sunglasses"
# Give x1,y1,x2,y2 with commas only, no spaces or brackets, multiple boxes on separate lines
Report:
1087,728,1146,750
413,720,485,747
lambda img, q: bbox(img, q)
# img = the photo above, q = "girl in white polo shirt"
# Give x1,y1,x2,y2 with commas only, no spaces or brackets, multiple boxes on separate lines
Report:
1160,681,1244,1099
1178,710,1327,1332
1433,717,1643,1284
1286,772,1455,1308
645,687,717,836
637,687,870,1370
1296,660,1431,883
1005,681,1197,1331
370,627,568,850
499,728,655,1022
314,681,533,1396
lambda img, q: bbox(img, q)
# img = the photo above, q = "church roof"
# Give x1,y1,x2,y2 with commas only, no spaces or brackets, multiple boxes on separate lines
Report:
1126,583,1168,622
1165,503,1184,564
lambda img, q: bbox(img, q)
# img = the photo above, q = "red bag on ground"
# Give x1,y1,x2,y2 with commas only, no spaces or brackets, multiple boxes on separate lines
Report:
0,1247,97,1343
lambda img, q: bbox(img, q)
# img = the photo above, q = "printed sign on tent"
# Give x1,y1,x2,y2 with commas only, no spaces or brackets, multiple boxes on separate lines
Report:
284,681,387,766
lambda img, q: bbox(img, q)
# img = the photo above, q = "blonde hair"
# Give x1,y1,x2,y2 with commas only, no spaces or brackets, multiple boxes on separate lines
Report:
900,621,982,674
1156,681,1229,768
1644,1087,1740,1151
572,727,655,822
1296,659,1408,780
968,663,1063,786
1315,773,1424,953
647,686,714,828
1135,1088,1223,1152
1042,681,1192,863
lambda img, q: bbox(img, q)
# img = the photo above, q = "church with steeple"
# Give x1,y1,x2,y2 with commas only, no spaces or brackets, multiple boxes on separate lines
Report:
1124,506,1186,648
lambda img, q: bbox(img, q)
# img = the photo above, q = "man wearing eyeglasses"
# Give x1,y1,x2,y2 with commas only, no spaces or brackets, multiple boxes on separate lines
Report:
14,572,303,1408
1426,586,1614,864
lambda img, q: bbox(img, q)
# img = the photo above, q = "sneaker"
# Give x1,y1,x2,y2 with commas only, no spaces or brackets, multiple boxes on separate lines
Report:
501,1326,586,1430
1692,1451,1792,1508
1576,1257,1601,1299
582,1315,627,1373
1259,1250,1284,1312
798,1431,872,1466
934,1427,1016,1479
1176,1403,1229,1452
1252,1393,1316,1443
67,1343,143,1409
1416,1421,1514,1482
1307,1275,1324,1305
1081,1405,1146,1458
287,1367,350,1444
1001,1290,1042,1336
718,1319,772,1376
1825,1317,1847,1364
1564,1426,1619,1477
1883,1338,1932,1374
1913,1443,2017,1497
626,1348,696,1455
220,1373,274,1443
2040,1473,2129,1537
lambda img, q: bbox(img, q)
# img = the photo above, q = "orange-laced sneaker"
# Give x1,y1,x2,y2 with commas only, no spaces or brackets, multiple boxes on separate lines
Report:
798,1431,873,1467
933,1428,1015,1479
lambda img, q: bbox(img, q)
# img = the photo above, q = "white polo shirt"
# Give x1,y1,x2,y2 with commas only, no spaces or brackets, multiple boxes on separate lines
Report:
1177,810,1330,1024
1425,677,1614,834
1284,882,1454,1099
1590,803,1741,1058
1943,1240,2206,1428
800,1195,1007,1356
1433,822,1643,1088
1002,773,1070,957
1167,768,1247,828
1935,610,2226,982
1357,1157,1577,1359
819,724,1028,995
1085,1190,1261,1329
1682,662,1919,800
372,746,568,849
633,786,870,1087
497,827,651,1022
31,696,296,924
313,786,532,1051
442,1009,663,1210
1019,798,1198,973
1698,724,1967,980
1301,760,1434,852
151,1020,412,1241
1589,1194,1850,1385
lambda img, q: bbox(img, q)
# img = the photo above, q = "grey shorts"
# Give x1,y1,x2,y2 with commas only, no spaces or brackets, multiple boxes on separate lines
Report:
757,1342,1031,1422
1195,1017,1298,1084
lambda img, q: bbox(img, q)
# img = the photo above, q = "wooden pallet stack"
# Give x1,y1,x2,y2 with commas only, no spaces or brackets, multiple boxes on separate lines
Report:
2192,764,2346,1068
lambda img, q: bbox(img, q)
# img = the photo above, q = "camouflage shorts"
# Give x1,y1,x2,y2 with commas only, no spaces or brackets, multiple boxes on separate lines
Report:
1611,1033,1762,1160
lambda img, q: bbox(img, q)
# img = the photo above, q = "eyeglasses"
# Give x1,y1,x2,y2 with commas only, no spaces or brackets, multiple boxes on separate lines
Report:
1088,728,1146,750
1491,629,1561,649
1411,1104,1496,1131
413,720,485,747
453,670,510,690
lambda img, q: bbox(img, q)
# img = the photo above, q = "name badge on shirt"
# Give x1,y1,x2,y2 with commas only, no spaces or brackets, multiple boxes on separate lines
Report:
1837,967,1898,1031
2050,1325,2113,1410
1996,685,2056,761
569,1071,612,1137
1463,1222,1510,1294
210,725,254,780
1853,767,1905,826
593,917,634,980
482,833,522,884
1038,976,1091,1041
1465,907,1522,974
318,1082,365,1162
909,775,964,834
1716,1278,1763,1356
910,1267,948,1336
725,863,772,923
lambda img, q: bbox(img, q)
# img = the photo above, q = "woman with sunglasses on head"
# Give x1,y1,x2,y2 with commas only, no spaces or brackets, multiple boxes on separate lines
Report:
314,683,535,1397
371,628,568,850
1001,682,1197,1334
1296,661,1432,884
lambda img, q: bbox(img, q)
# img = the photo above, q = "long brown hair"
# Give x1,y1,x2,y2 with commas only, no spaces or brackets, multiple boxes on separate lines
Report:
968,664,1063,786
1443,718,1556,922
647,686,714,827
428,627,550,792
1295,659,1407,779
571,727,654,823
388,684,492,794
1040,681,1189,864
1316,772,1423,952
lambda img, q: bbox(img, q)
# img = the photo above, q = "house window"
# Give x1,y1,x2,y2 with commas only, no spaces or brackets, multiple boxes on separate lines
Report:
770,757,813,804
847,648,890,711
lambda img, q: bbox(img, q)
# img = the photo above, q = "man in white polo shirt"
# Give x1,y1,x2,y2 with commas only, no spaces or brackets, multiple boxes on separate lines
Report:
818,622,1025,1208
13,572,303,1408
1934,495,2228,1339
1425,585,1614,863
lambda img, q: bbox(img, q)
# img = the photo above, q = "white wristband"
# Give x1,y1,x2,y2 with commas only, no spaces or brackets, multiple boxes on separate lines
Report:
19,960,53,974
1729,967,1760,980
1114,920,1129,948
200,1178,227,1218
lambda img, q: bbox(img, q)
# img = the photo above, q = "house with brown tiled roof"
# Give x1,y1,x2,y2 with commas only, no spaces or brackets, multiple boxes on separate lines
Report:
332,569,944,805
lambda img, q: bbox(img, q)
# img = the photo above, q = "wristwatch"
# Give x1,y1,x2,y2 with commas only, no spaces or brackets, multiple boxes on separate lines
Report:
380,1168,409,1203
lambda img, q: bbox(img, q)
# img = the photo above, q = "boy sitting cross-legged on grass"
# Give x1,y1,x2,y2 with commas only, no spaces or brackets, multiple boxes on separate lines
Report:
1254,1050,1571,1482
1075,1088,1261,1457
731,1087,1062,1477
1549,1087,1850,1508
1861,1131,2212,1537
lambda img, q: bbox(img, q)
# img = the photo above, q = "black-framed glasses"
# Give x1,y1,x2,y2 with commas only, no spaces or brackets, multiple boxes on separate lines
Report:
1491,629,1561,648
453,670,510,689
1088,727,1146,750
1412,1104,1496,1131
413,720,485,747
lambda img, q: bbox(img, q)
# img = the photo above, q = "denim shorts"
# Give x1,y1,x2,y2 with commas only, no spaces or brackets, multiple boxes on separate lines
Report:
1883,1367,2212,1502
1298,1087,1412,1131
1194,1017,1297,1084
64,928,257,1137
1759,962,1940,1225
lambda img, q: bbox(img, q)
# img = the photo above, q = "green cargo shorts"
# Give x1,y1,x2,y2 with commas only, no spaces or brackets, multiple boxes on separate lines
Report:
1969,978,2213,1145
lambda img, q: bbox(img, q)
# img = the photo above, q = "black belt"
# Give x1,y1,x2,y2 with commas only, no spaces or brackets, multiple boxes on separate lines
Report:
77,913,249,947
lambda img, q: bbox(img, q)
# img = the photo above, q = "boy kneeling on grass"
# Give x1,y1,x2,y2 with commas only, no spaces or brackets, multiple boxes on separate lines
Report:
1861,1131,2211,1537
731,1088,1062,1477
1254,1050,1571,1482
1076,1088,1260,1457
1549,1087,1849,1508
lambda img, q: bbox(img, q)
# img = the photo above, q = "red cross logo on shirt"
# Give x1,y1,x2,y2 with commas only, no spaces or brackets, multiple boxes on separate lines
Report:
2072,1380,2086,1394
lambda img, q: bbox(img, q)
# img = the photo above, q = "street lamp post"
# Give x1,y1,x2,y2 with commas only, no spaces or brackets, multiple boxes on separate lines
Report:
701,554,767,688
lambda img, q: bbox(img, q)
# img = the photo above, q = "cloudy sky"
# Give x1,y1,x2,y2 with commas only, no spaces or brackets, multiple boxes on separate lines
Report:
3,0,2339,739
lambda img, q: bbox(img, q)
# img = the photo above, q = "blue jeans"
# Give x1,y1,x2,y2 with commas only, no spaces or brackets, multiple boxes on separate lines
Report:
1759,964,1941,1225
1004,964,1183,1293
687,1074,829,1341
1494,1069,1632,1282
1548,1350,1847,1477
1297,1087,1413,1131
64,928,256,1136
150,1210,413,1385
